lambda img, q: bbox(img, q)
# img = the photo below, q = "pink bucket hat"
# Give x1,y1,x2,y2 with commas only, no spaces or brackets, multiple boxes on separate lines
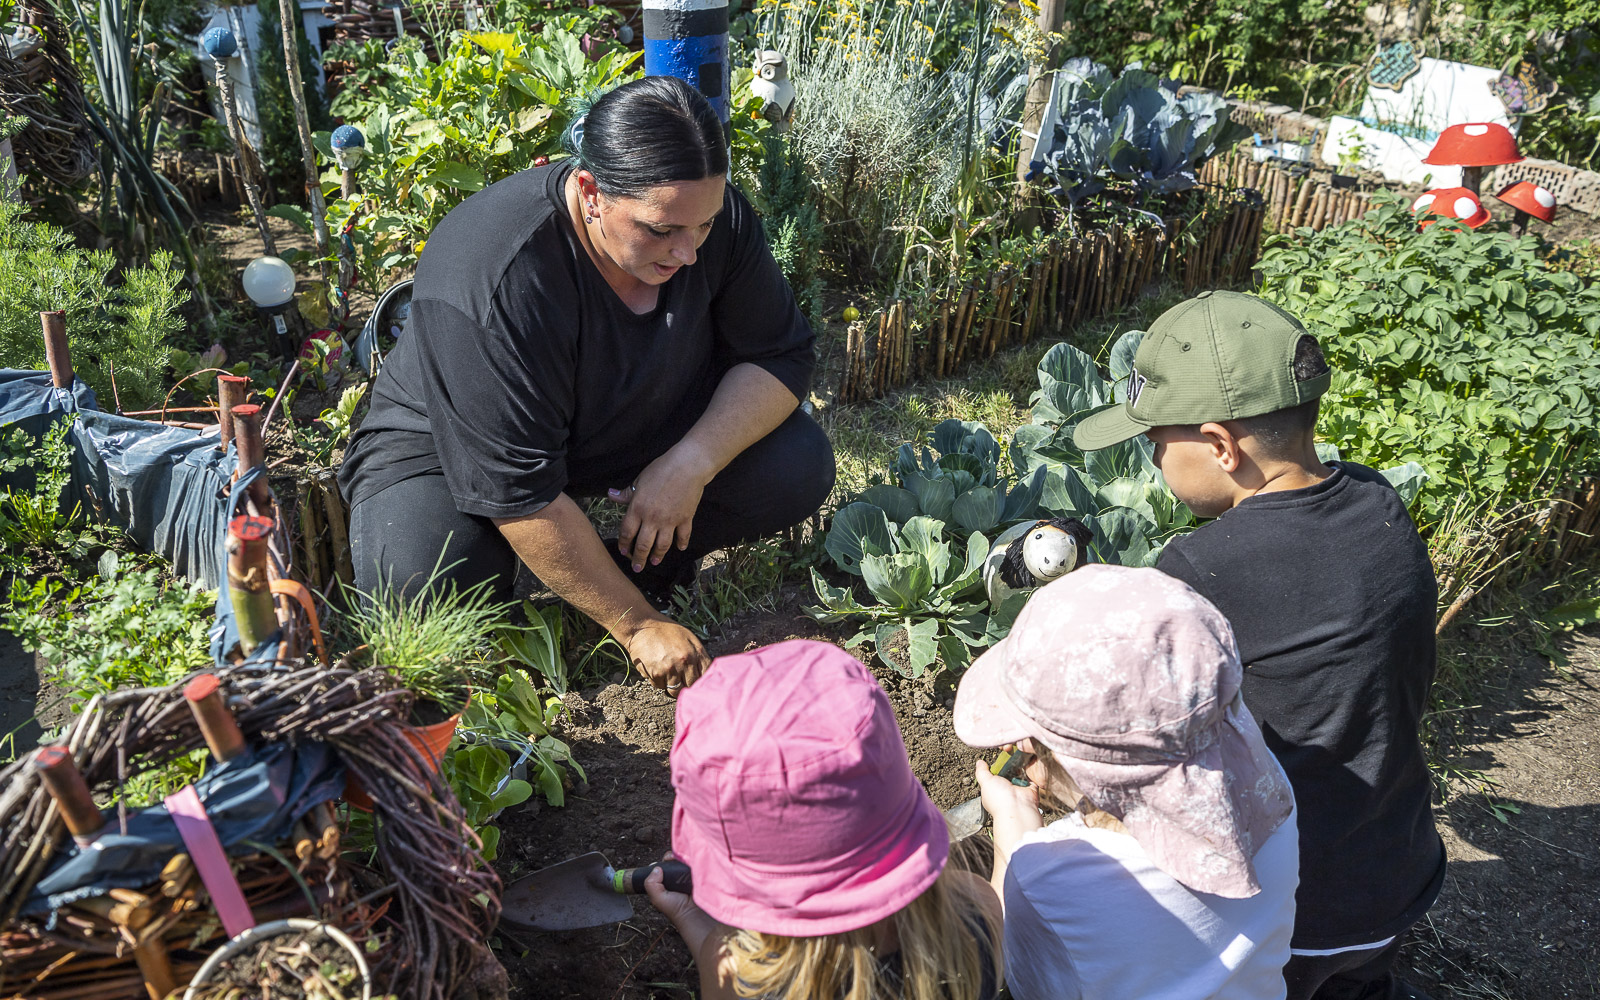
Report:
954,564,1294,898
670,640,949,936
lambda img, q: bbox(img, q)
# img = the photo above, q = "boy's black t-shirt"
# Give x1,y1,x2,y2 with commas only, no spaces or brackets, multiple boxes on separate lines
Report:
1157,462,1446,950
338,161,815,519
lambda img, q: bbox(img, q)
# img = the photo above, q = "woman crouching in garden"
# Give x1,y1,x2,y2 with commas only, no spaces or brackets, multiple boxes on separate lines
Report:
338,77,835,694
643,640,1004,1000
958,565,1300,1000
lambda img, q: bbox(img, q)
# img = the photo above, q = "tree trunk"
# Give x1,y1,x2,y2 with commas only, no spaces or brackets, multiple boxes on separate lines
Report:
1015,0,1066,190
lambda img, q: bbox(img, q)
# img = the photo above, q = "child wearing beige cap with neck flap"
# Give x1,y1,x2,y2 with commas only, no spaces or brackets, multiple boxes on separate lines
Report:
956,564,1300,1000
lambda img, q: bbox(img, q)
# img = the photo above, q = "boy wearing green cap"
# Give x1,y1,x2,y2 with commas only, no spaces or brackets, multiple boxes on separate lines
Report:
1073,290,1445,1000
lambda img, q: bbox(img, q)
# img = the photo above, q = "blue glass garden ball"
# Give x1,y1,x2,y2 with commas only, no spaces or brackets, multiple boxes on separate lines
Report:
331,125,366,151
201,26,237,60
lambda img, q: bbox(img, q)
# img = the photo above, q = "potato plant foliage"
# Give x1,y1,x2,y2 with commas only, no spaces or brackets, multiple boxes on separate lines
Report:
1256,194,1600,512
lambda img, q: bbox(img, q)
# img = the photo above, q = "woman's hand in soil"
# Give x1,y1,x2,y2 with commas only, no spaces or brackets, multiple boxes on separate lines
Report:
612,445,714,573
623,618,709,690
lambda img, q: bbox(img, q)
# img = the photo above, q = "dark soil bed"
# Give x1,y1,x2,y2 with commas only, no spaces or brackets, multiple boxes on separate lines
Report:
489,581,1600,1000
491,582,983,999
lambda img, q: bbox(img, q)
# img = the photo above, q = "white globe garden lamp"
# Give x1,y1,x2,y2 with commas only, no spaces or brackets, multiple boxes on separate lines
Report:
243,255,297,359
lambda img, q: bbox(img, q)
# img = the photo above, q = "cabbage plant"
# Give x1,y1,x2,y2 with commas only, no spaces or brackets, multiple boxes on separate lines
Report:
1026,58,1250,202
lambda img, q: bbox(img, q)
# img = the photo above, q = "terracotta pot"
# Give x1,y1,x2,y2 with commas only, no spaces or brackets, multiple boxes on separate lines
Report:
343,709,461,812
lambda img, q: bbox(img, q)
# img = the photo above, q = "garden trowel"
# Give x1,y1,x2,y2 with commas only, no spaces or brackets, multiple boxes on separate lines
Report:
500,852,693,931
943,748,1031,842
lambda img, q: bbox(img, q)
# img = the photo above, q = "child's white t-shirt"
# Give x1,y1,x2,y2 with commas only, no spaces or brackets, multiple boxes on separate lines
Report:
1002,808,1299,1000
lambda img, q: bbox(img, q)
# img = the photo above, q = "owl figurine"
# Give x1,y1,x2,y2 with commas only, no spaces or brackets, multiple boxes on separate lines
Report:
750,50,796,132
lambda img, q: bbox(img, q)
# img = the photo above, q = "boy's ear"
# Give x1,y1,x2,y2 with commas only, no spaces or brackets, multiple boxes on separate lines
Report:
1198,421,1243,473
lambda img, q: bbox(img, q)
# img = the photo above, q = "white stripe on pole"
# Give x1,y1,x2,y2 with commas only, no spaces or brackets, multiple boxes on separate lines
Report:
641,0,727,10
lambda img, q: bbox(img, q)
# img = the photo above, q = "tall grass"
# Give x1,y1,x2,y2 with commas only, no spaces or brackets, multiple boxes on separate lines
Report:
340,552,510,709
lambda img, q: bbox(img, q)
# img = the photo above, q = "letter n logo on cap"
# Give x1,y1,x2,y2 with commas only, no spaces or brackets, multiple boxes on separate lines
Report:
1127,366,1148,408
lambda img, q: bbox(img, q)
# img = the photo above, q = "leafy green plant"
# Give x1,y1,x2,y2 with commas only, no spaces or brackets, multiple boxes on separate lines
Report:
807,417,1048,675
808,510,1007,677
62,0,204,294
1028,59,1251,202
0,199,186,409
1255,193,1600,513
442,742,532,862
0,422,113,573
446,603,590,856
5,555,213,713
1009,334,1197,567
305,26,639,286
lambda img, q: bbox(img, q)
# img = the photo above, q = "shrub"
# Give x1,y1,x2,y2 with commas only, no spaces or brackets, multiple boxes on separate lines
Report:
0,200,186,408
1256,194,1600,512
307,27,639,286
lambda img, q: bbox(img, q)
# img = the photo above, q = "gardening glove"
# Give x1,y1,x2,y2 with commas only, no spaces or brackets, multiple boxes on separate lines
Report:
611,447,711,573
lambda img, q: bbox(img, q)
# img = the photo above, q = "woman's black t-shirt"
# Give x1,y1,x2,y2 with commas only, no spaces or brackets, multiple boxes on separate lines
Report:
339,161,815,519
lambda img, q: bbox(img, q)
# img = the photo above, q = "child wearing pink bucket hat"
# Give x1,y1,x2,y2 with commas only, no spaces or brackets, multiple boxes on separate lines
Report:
955,564,1299,1000
643,639,1003,1000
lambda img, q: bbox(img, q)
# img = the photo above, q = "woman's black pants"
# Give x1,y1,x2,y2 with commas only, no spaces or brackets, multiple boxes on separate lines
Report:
348,409,836,605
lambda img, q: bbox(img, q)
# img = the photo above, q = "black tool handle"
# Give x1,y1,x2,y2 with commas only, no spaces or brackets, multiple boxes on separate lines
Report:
616,860,693,895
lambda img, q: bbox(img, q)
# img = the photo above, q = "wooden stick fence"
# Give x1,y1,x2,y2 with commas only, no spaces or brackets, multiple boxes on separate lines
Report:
837,192,1267,404
1198,149,1381,234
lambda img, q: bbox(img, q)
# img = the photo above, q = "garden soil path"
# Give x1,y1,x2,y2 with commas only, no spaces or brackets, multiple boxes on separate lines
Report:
1395,625,1600,1000
492,593,1600,1000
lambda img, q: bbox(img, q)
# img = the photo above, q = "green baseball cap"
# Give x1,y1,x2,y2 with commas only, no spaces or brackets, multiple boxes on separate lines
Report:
1073,290,1331,451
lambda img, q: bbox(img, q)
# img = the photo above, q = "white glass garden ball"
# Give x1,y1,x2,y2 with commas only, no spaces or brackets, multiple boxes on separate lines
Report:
242,256,296,309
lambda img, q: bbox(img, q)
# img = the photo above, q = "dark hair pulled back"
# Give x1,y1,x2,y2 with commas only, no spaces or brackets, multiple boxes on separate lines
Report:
562,76,728,197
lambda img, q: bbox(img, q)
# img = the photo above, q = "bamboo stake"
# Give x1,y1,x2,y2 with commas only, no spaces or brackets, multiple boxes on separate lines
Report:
950,281,974,370
231,403,270,513
1290,177,1314,228
40,311,72,388
213,60,277,257
184,674,247,761
277,0,333,303
217,374,250,453
229,514,278,654
935,298,951,377
298,479,327,594
872,309,887,395
1022,259,1044,342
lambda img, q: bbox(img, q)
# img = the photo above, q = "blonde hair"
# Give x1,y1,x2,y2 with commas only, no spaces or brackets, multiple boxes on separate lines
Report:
721,865,1001,1000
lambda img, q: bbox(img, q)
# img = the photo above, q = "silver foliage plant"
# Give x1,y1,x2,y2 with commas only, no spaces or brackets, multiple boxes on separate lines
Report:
754,0,1018,225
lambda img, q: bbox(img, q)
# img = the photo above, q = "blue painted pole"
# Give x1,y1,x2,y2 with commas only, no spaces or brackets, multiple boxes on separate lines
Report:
642,0,730,136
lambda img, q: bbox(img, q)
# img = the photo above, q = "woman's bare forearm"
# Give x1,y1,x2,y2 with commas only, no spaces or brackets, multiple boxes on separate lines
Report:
668,363,800,485
494,494,664,642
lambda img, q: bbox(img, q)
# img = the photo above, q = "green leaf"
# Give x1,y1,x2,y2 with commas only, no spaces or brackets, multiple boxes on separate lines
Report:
1087,506,1153,567
899,516,952,584
1378,461,1428,506
937,632,973,672
952,486,1002,534
1042,467,1099,517
860,484,920,525
860,552,934,610
825,502,894,576
267,204,314,233
1543,596,1600,632
425,162,487,191
1108,329,1144,401
902,473,956,525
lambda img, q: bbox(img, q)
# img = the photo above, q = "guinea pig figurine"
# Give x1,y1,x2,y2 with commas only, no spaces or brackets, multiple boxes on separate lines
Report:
983,517,1094,607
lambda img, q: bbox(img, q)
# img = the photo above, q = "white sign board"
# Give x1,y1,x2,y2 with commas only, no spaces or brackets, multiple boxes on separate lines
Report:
1359,57,1510,138
1322,116,1462,187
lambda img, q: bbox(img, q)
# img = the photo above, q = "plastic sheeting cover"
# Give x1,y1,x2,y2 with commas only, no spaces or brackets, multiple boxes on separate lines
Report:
24,740,346,918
